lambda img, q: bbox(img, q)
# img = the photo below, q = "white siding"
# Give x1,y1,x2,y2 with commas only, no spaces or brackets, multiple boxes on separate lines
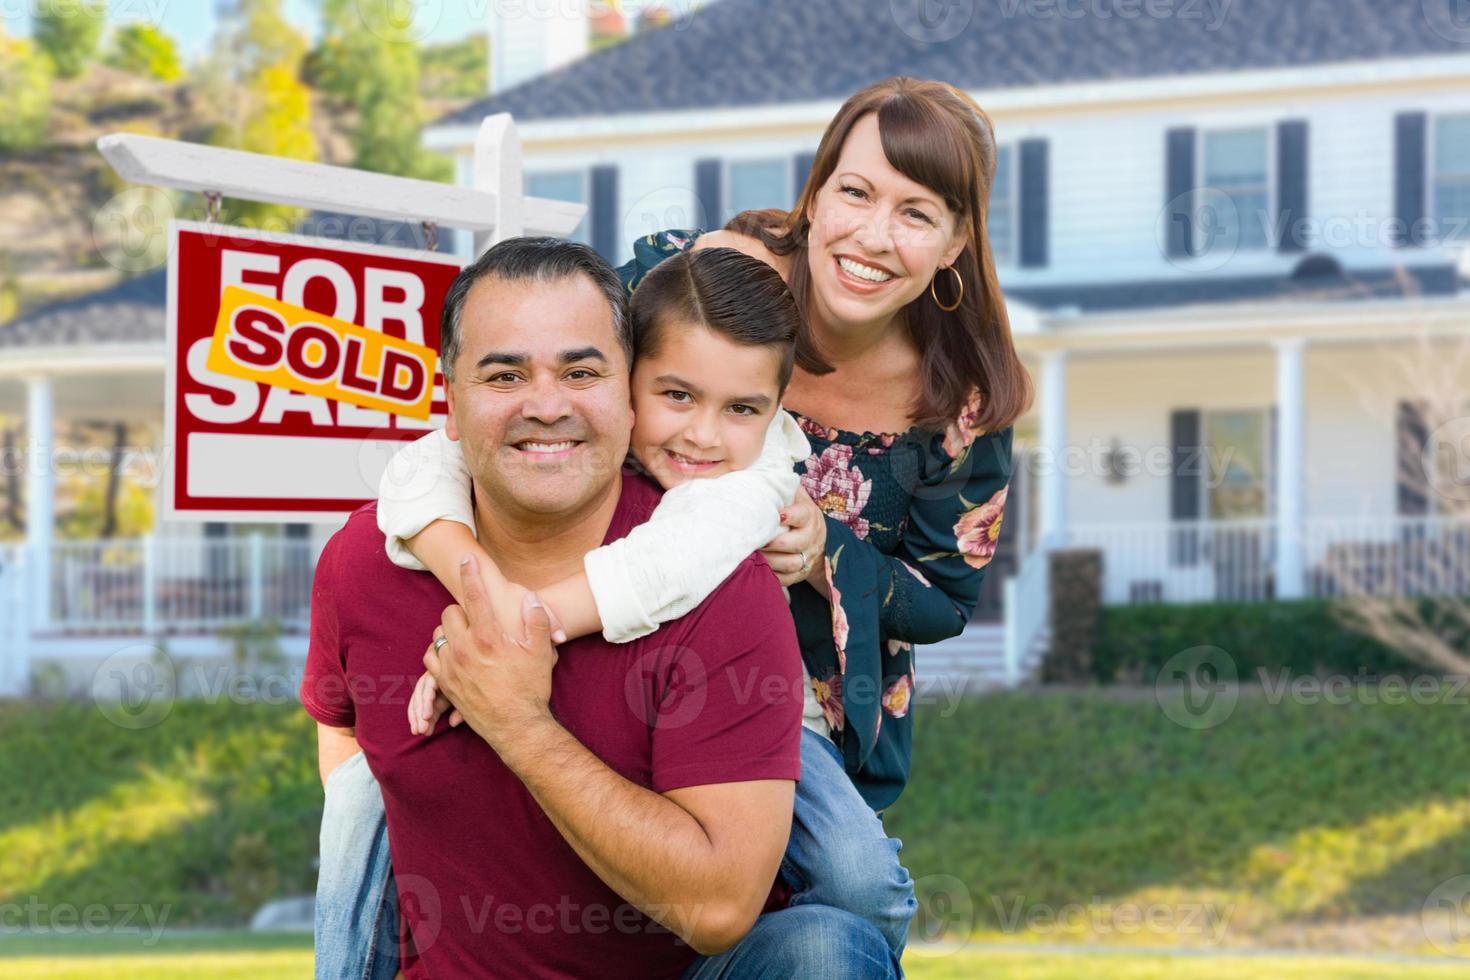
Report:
499,68,1470,282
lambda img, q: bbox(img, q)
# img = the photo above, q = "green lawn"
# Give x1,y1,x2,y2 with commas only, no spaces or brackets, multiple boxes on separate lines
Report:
2,685,1469,956
0,933,1464,979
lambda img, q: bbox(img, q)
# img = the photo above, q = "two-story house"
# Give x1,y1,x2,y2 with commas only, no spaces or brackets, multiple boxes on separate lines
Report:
3,0,1468,693
423,0,1470,678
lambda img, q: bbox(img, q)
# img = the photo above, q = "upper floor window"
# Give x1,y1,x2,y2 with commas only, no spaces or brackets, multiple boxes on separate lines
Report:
989,144,1016,266
1434,113,1470,243
525,170,589,245
1200,128,1270,253
726,158,791,217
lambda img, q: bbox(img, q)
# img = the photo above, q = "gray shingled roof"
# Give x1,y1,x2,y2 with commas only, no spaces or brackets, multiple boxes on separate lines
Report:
438,0,1470,126
0,268,167,350
0,213,451,350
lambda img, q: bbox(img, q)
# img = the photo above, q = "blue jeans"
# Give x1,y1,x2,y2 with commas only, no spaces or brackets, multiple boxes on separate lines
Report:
315,752,399,980
682,905,900,979
781,728,916,957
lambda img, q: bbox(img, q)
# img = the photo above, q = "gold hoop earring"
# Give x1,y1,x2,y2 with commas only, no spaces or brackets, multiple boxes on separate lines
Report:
930,266,963,312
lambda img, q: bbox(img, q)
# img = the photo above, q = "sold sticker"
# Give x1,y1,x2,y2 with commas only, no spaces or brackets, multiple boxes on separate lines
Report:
206,285,437,421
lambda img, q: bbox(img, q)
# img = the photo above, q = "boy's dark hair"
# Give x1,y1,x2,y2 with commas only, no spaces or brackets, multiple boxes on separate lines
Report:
439,236,630,380
630,247,800,391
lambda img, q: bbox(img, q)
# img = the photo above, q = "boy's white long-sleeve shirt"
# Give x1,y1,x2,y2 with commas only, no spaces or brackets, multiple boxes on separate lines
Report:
377,411,810,641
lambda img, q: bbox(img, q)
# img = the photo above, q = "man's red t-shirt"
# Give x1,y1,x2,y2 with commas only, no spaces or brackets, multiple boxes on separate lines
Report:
301,471,804,979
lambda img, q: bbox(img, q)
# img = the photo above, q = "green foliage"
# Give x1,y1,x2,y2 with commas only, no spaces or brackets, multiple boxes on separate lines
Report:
311,0,451,181
217,619,284,670
420,34,488,100
0,30,53,150
206,0,318,229
107,23,183,82
32,0,106,79
1091,598,1468,684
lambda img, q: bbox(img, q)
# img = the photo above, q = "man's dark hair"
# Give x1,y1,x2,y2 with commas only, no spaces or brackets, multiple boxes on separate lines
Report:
439,237,630,380
630,247,800,392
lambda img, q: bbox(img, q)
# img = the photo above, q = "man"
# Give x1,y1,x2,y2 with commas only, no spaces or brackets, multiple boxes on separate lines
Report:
302,238,896,978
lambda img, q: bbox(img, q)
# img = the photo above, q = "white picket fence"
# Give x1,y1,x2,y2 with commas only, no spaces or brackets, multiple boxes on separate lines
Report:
45,535,318,636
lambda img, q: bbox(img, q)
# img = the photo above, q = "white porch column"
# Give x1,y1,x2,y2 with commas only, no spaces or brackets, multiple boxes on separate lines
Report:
1274,339,1306,599
25,375,55,628
1039,349,1069,547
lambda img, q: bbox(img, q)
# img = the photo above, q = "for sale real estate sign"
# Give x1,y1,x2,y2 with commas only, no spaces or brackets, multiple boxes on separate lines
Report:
165,221,465,522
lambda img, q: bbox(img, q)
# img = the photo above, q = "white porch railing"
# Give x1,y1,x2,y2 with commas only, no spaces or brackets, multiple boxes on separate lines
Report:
1060,515,1470,606
44,535,318,636
1,543,27,693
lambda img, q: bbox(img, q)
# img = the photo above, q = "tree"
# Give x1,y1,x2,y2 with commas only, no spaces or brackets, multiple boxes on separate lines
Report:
203,0,319,229
1323,269,1470,675
107,23,183,82
310,0,451,181
32,0,106,79
0,27,53,150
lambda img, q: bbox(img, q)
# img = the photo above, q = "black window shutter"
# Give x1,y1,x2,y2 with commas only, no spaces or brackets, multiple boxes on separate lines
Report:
695,159,723,230
1018,138,1049,268
792,152,818,204
1170,408,1202,566
590,165,619,262
1394,112,1427,248
1276,120,1309,252
1397,399,1430,515
1165,128,1196,259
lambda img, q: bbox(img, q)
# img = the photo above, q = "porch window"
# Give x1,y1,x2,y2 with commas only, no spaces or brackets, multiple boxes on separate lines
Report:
1434,113,1470,243
1203,409,1270,519
990,144,1016,266
726,159,791,217
1199,128,1270,252
525,170,589,244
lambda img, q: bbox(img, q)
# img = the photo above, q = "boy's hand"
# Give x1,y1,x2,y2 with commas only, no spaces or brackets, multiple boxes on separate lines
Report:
408,663,463,736
469,552,569,646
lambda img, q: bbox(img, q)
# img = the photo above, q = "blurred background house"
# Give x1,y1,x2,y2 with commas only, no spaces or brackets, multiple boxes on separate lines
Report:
3,0,1469,695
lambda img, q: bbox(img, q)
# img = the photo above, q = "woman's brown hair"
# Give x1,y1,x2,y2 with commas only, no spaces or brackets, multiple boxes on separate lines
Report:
726,76,1033,435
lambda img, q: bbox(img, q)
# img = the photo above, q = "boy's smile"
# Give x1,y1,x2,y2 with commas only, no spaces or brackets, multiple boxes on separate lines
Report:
629,320,786,490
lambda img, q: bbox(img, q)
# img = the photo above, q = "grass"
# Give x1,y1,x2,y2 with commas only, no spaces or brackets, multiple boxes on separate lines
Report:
2,684,1469,956
884,686,1470,953
0,932,1464,979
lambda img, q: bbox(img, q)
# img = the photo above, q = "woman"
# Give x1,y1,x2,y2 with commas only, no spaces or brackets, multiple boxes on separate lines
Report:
625,76,1030,813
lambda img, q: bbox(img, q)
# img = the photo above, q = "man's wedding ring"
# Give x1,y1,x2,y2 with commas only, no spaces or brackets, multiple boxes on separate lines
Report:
799,552,812,576
433,634,449,652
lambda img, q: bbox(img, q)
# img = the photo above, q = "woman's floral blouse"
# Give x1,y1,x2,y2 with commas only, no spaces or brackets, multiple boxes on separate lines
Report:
618,230,1014,812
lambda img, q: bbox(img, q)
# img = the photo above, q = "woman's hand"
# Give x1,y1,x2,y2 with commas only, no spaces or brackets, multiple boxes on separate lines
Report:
761,487,830,595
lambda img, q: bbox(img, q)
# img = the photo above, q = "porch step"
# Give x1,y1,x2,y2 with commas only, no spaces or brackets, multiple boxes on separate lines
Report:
918,624,1050,691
